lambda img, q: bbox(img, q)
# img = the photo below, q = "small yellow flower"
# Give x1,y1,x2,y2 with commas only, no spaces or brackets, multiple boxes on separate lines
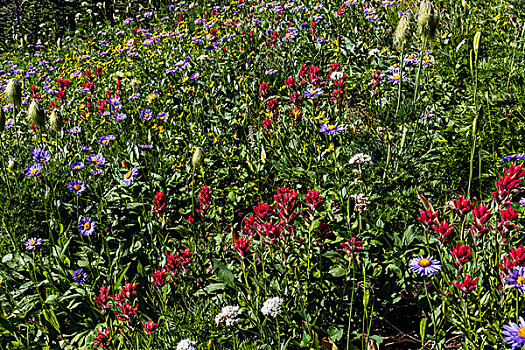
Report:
325,143,334,152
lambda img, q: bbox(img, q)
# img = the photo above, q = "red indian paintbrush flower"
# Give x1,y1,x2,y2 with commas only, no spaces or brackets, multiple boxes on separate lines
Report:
452,273,478,295
417,208,438,225
233,237,252,257
450,242,472,265
92,327,110,348
93,285,111,310
150,269,169,287
142,319,160,335
432,220,454,243
451,196,475,215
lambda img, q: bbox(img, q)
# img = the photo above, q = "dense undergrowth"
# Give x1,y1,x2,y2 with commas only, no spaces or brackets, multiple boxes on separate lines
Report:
0,0,525,349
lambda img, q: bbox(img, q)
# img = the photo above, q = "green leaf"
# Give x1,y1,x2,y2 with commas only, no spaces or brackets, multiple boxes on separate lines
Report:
328,266,346,278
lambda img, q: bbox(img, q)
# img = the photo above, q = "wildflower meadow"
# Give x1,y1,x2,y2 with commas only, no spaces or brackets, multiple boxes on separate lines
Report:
0,0,525,349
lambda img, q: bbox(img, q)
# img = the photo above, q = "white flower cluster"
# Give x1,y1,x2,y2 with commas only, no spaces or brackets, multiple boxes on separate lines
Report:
215,305,241,326
352,194,371,212
261,297,283,317
349,153,372,165
176,339,197,350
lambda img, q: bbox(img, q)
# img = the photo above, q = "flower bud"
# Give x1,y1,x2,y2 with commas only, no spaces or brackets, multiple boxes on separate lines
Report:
394,13,413,51
192,147,204,168
8,159,16,172
5,79,22,109
48,109,62,132
28,100,45,129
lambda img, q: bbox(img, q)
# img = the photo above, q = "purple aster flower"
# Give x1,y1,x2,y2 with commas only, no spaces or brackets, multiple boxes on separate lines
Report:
408,256,441,276
78,216,95,236
520,198,525,207
319,123,344,135
157,112,168,121
25,237,43,251
70,162,85,170
382,0,393,6
364,7,376,15
90,169,104,176
25,163,42,177
80,146,93,151
68,179,86,194
32,148,51,163
5,119,14,128
365,14,378,21
87,154,106,166
404,54,420,64
138,144,153,149
506,266,525,293
68,126,81,134
128,93,141,101
388,73,407,84
304,88,323,98
123,167,139,186
501,154,525,162
502,317,525,349
99,136,112,146
191,72,200,80
141,109,152,120
300,23,309,30
265,69,278,75
113,113,127,122
420,110,434,121
73,268,88,284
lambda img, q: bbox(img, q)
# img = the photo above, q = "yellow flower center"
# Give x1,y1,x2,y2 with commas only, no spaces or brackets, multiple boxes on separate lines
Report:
84,222,91,230
91,157,98,162
29,240,36,246
518,277,525,285
310,90,317,94
31,168,38,174
40,157,46,161
419,259,431,267
74,165,81,169
144,113,149,118
102,140,108,144
519,328,525,338
73,184,81,190
394,75,401,80
327,125,336,131
125,171,132,179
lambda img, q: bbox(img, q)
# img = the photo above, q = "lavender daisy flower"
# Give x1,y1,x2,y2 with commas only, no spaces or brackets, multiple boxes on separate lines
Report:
388,73,407,84
138,144,153,149
78,216,95,236
25,163,42,177
68,179,86,194
420,110,434,121
5,119,14,128
99,136,112,146
25,237,43,251
502,317,525,349
520,198,525,207
304,88,323,98
501,154,525,162
319,123,344,135
408,256,441,276
141,109,153,121
90,169,104,176
32,148,51,163
87,154,106,166
404,54,419,64
113,113,127,122
128,93,140,101
70,162,85,170
123,167,139,185
73,269,88,284
364,7,376,16
80,146,93,151
191,72,200,80
265,69,278,75
505,266,525,293
157,112,168,121
68,126,81,134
